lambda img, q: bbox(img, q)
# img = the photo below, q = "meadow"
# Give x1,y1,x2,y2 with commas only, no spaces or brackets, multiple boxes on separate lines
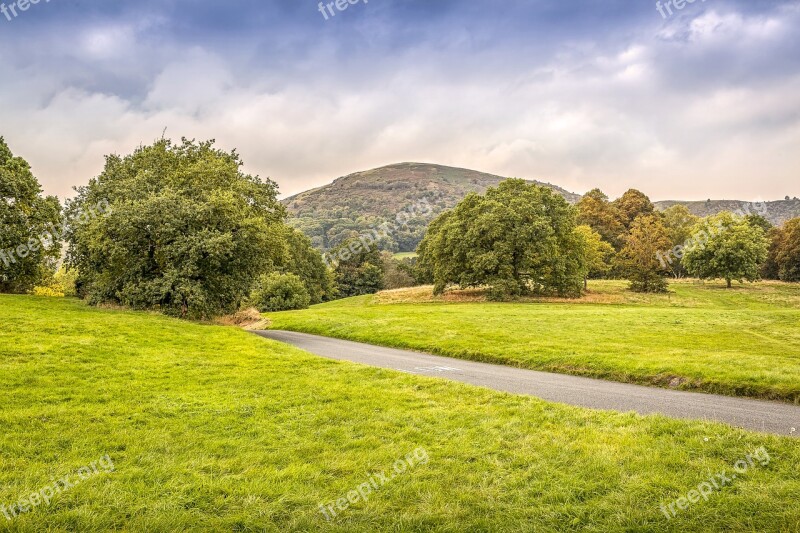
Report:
267,280,800,403
1,294,799,531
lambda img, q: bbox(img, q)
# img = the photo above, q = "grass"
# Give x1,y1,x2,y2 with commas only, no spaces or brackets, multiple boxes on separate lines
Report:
267,280,800,403
393,252,418,260
1,294,799,531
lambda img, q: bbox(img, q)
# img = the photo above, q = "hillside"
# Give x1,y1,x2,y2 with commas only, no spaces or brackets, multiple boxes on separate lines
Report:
283,163,580,252
284,162,800,252
655,199,800,226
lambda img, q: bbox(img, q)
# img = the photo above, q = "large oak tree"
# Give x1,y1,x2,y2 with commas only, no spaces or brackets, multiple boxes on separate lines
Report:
66,138,288,318
418,179,586,299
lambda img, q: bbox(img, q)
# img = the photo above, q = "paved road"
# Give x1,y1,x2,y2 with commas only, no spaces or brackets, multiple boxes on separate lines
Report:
253,330,799,437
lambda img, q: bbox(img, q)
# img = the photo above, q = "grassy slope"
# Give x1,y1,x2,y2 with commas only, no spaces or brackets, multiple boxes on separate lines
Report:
1,295,799,531
268,281,800,403
393,252,418,260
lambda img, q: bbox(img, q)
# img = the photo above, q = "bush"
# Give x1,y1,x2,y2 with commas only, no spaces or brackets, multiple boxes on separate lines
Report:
30,266,78,298
31,286,65,298
249,273,311,312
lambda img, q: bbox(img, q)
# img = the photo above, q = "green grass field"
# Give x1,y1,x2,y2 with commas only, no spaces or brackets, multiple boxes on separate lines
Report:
267,280,800,403
2,294,799,531
393,252,418,260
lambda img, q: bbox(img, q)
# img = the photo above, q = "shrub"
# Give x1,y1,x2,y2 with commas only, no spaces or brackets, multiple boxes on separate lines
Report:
249,273,311,312
31,286,65,298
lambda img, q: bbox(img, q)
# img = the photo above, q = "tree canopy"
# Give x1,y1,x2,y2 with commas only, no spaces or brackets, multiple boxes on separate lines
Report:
66,138,288,318
576,188,625,250
417,179,586,299
331,238,385,298
683,212,769,288
575,225,614,289
612,189,655,231
661,205,699,278
617,215,672,293
769,217,800,282
281,228,335,304
0,137,62,294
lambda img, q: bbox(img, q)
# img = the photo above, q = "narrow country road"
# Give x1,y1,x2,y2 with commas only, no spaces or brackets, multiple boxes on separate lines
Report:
253,330,799,437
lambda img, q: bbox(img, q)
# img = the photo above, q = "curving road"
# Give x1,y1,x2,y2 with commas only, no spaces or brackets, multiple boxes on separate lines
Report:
253,330,799,437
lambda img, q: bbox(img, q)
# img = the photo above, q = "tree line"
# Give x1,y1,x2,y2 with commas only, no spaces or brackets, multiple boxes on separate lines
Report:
2,135,798,316
1,137,396,317
416,181,799,298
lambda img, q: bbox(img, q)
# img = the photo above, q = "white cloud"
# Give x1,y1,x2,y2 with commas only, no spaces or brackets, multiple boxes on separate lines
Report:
0,3,798,204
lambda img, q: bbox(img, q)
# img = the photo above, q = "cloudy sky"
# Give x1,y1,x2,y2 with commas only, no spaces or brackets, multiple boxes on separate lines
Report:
1,0,798,201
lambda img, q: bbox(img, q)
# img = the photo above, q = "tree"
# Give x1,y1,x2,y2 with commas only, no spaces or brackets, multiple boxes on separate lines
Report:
612,189,655,231
761,227,782,280
683,212,769,288
574,225,614,290
417,179,586,299
746,214,773,234
661,205,699,278
576,189,625,250
332,238,385,297
0,137,62,293
381,252,416,290
772,218,800,282
66,138,287,318
281,229,334,304
617,215,672,293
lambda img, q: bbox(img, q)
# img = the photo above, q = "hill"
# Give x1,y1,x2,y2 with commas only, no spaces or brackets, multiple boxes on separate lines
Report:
283,163,580,252
284,163,800,252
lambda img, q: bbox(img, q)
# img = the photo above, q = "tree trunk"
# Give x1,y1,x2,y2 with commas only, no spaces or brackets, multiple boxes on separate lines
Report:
584,276,588,291
726,278,732,289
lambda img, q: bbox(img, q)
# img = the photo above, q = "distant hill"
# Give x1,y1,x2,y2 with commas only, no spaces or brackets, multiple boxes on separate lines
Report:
284,162,800,253
654,199,800,227
283,163,580,252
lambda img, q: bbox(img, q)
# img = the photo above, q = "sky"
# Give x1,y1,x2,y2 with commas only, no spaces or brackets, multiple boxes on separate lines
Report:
0,0,798,202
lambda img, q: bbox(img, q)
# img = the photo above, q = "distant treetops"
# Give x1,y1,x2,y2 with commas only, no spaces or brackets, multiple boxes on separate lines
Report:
418,181,786,298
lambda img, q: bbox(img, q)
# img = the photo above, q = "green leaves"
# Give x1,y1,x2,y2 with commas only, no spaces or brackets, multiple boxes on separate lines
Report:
0,137,63,294
418,179,585,299
683,212,770,288
332,238,385,298
65,138,287,318
248,272,311,312
617,215,672,293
